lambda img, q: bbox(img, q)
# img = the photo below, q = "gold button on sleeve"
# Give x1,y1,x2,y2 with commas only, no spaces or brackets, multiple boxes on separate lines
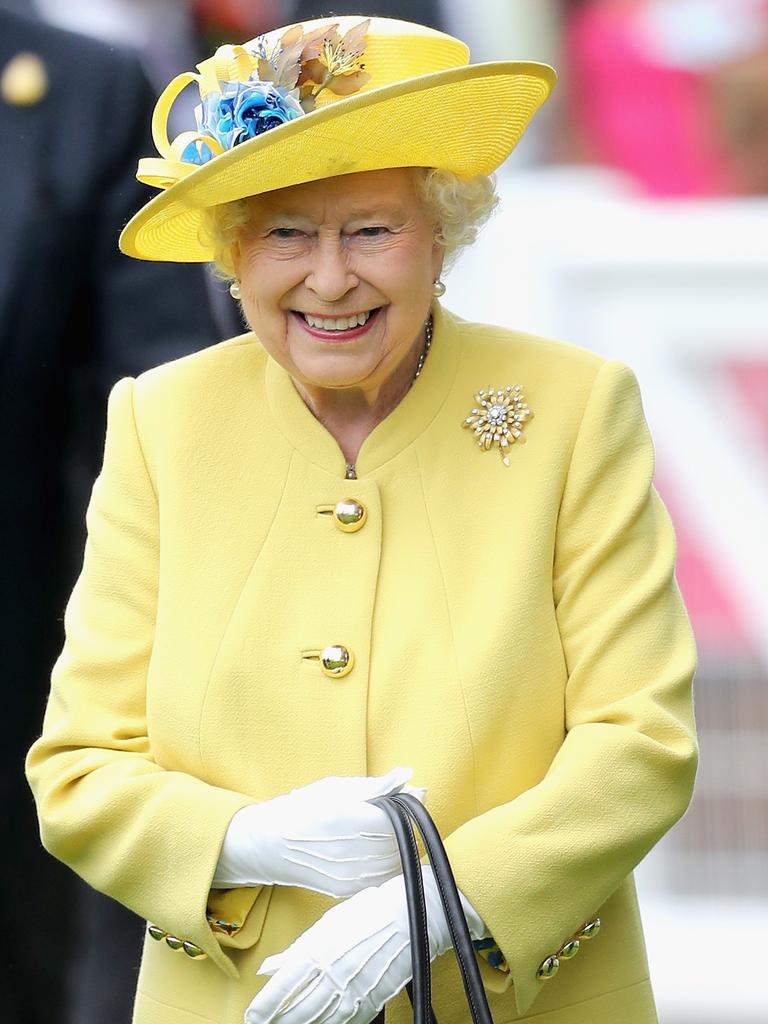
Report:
558,939,580,959
182,941,208,959
576,917,601,940
536,955,560,980
165,935,184,951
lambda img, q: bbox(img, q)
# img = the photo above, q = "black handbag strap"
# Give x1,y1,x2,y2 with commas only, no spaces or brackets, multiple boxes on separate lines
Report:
372,795,436,1024
369,793,496,1024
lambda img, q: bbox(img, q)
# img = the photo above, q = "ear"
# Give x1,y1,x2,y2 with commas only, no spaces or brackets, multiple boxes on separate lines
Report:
431,239,445,283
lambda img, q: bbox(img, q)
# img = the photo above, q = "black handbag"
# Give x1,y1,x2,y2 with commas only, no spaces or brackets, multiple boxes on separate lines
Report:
368,792,496,1024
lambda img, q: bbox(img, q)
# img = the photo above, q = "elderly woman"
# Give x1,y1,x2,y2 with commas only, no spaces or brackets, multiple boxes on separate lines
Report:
26,15,698,1024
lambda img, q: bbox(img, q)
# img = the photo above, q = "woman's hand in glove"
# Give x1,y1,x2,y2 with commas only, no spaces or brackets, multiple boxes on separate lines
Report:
213,767,427,897
243,864,489,1024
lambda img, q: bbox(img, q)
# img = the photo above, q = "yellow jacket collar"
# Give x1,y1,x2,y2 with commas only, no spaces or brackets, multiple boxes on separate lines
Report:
264,302,462,477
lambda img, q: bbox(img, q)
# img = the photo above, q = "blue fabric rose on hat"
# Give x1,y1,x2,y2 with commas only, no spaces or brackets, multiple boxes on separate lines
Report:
184,78,304,165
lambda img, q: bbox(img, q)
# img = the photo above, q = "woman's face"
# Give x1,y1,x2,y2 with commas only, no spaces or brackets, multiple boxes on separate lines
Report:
233,168,443,395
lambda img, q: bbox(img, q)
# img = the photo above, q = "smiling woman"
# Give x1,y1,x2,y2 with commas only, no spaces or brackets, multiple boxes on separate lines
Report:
26,14,698,1024
211,167,480,468
198,167,498,469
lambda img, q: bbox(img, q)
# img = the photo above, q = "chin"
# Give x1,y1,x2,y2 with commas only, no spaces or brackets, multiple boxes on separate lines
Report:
291,349,377,388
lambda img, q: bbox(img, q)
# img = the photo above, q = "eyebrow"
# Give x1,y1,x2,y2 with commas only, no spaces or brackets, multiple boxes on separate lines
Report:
259,204,409,224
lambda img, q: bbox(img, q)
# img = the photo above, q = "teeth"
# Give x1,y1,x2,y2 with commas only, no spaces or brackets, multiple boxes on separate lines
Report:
305,310,373,331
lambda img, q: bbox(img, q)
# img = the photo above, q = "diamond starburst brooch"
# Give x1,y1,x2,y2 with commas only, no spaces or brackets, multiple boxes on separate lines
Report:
461,385,533,466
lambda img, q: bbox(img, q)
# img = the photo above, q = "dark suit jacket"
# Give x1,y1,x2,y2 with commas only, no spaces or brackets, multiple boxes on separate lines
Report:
0,11,223,1020
290,0,444,30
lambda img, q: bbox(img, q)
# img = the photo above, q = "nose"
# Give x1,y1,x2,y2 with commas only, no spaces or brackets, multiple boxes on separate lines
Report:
304,235,359,303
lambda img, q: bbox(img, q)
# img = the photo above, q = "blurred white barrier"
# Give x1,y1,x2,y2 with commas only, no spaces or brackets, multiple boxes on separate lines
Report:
639,895,768,1022
447,165,768,1022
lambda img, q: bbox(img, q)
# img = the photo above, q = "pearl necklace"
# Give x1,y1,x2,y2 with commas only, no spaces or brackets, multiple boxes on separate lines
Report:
412,311,434,382
345,313,433,480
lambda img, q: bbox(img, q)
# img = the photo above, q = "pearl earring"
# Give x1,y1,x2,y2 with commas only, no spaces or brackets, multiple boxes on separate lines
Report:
229,280,241,299
432,278,446,298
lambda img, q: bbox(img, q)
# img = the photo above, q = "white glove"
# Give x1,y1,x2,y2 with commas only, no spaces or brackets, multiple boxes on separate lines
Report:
245,864,490,1024
212,767,428,898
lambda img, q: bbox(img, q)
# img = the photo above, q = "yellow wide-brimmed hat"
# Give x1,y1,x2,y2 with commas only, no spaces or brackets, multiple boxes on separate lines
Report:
119,16,556,262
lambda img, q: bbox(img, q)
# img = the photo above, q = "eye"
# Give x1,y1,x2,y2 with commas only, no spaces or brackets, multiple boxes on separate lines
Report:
269,227,304,239
357,226,389,237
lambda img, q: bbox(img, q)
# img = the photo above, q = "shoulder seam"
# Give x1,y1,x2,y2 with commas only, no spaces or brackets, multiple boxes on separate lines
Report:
134,334,259,385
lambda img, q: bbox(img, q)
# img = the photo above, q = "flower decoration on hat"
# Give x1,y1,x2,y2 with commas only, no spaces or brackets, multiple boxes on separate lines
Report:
461,385,533,466
187,82,304,163
138,20,370,187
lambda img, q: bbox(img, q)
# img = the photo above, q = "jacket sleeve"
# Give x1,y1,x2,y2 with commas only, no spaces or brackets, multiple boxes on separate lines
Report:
441,358,699,1016
25,376,260,978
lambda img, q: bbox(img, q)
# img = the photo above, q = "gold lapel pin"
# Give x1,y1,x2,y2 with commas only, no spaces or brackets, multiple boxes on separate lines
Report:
1,52,49,107
461,384,533,466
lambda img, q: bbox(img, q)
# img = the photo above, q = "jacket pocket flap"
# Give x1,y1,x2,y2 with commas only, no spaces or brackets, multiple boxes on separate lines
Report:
207,885,274,950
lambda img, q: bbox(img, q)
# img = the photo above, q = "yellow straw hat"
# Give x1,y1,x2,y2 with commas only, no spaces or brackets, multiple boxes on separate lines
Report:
119,16,556,262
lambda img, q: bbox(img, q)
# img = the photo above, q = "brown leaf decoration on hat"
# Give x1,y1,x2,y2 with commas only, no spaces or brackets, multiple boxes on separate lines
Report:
317,19,370,79
298,82,318,111
297,58,326,86
300,24,340,62
254,25,300,90
320,25,343,53
327,69,371,95
271,26,306,89
245,18,370,113
280,25,303,49
340,19,369,61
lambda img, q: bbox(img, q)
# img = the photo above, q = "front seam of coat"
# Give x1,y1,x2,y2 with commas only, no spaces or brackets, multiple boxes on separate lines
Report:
414,444,480,820
196,448,296,778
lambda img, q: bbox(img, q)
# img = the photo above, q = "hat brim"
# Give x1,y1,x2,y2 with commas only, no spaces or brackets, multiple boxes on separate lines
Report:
119,60,556,262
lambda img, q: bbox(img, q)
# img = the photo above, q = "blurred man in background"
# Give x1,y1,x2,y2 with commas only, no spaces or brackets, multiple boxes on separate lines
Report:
1,7,223,1022
287,0,443,29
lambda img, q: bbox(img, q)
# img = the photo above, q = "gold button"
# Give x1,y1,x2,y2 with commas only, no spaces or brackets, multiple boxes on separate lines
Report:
320,644,354,678
536,955,560,980
576,918,601,940
333,499,367,533
1,52,49,107
182,941,208,959
165,935,184,951
558,939,580,959
147,924,166,941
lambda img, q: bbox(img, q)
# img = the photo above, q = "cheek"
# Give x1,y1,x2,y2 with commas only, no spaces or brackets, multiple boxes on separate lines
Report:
364,243,434,299
240,257,299,319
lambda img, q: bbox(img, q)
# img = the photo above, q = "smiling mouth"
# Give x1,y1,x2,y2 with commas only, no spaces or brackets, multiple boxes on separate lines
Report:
295,308,380,332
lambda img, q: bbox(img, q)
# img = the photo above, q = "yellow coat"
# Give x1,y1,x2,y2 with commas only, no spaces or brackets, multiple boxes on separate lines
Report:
26,304,698,1024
